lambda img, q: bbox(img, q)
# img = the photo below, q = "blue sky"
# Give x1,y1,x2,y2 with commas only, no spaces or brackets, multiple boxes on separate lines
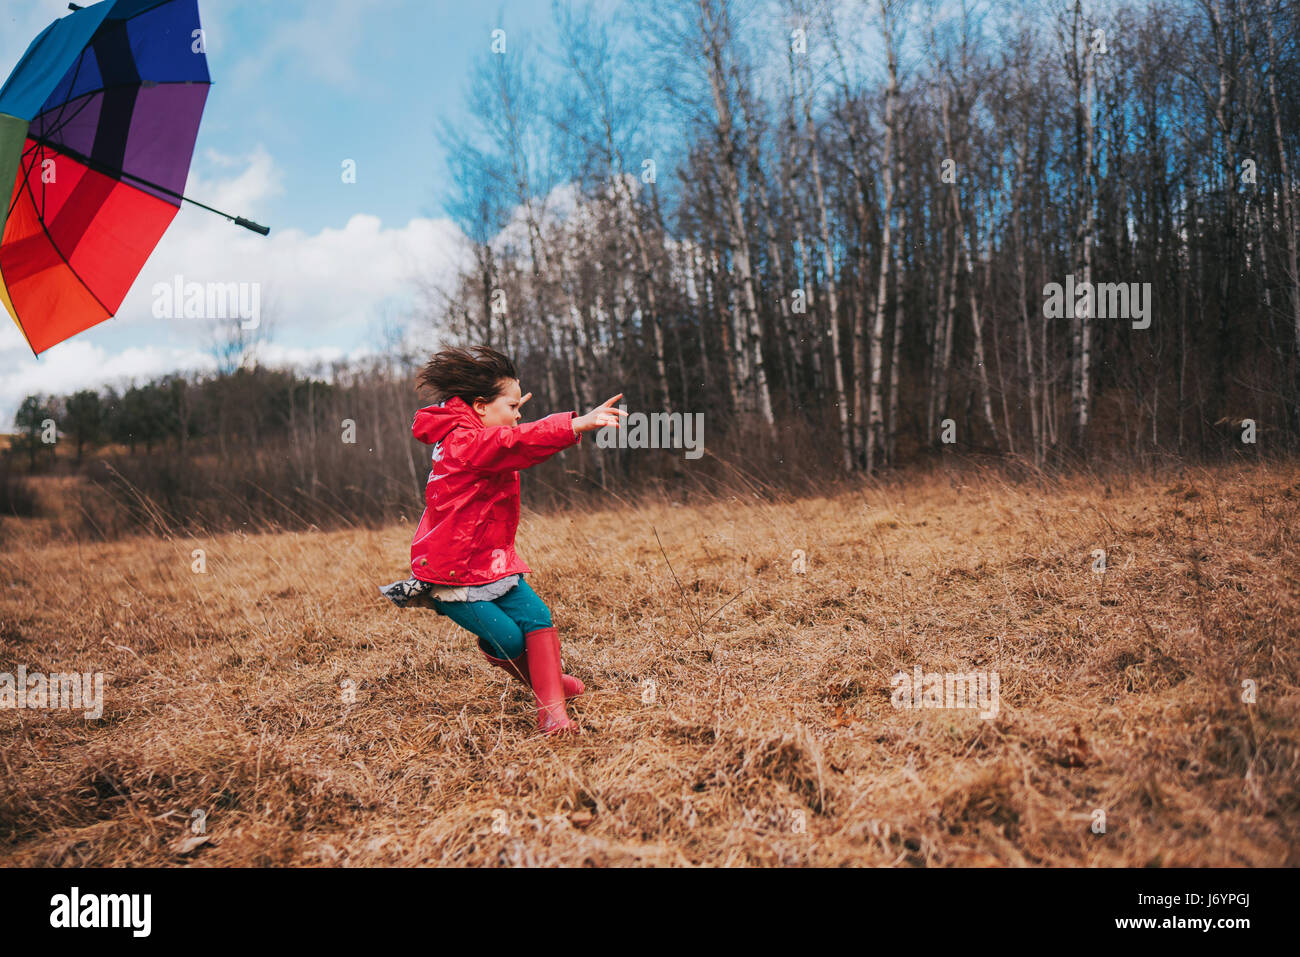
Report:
187,0,562,235
0,0,580,425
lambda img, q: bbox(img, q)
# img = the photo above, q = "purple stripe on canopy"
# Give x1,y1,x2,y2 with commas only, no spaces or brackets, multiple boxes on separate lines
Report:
30,91,105,156
123,82,207,202
25,82,206,206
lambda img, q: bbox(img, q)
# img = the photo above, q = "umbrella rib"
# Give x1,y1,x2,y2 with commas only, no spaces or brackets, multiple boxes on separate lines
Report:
13,101,219,226
31,81,214,146
40,46,91,156
118,0,186,23
42,79,212,115
10,45,93,227
65,0,180,26
28,90,100,148
8,135,46,226
30,134,189,207
27,135,259,232
12,162,117,325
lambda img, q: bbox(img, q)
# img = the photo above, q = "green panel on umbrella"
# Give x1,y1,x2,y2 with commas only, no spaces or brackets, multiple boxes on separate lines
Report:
0,112,28,243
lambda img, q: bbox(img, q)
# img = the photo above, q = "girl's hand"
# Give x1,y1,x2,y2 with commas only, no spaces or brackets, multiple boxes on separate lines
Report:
572,394,628,434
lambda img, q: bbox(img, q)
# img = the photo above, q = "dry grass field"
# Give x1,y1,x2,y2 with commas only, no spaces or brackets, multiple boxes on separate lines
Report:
0,460,1296,866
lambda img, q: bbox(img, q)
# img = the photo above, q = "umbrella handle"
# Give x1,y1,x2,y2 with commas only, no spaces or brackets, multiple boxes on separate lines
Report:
234,217,271,236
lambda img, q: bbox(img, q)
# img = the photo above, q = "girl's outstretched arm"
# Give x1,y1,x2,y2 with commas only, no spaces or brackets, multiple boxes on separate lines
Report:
450,394,628,474
451,412,581,474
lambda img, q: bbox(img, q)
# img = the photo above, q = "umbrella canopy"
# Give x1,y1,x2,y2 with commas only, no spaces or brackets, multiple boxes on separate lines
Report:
0,0,211,355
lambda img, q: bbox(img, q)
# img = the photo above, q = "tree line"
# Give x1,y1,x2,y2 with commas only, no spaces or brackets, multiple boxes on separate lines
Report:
428,0,1300,470
2,356,732,538
1,362,440,537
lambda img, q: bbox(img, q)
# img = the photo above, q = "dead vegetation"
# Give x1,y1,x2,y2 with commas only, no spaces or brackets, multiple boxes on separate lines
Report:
0,461,1296,866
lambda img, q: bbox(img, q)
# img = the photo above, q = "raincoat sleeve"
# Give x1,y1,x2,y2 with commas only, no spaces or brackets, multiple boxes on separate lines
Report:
451,412,581,474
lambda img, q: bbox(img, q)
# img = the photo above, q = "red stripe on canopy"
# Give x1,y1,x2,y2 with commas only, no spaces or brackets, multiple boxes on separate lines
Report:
1,140,177,352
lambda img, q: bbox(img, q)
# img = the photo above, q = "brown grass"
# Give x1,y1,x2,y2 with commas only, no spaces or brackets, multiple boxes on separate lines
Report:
0,460,1297,866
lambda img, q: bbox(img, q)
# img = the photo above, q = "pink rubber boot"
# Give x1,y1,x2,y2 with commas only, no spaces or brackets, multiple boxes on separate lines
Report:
480,647,585,699
523,626,580,735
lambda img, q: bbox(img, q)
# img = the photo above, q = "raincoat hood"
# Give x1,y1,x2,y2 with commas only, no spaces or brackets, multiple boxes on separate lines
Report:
412,396,480,446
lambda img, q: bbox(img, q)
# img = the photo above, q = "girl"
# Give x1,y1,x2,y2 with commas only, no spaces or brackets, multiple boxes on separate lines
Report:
396,346,625,736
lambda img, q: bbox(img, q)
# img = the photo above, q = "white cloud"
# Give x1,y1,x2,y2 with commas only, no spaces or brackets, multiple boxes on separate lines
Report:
0,339,209,413
140,145,471,340
0,337,377,425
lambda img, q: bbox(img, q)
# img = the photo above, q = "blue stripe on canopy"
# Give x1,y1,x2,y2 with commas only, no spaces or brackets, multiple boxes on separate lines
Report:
0,4,113,120
0,0,201,121
120,0,209,85
107,0,186,21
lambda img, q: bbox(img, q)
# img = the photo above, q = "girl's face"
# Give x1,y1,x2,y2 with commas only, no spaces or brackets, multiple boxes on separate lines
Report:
473,378,526,428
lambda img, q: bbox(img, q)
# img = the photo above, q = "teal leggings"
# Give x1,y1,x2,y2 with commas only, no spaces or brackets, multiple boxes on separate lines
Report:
431,578,553,659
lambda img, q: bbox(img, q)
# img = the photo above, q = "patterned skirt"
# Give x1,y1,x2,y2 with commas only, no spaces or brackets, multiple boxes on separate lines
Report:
378,574,521,611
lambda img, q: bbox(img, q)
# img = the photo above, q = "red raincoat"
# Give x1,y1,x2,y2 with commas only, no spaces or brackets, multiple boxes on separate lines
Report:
409,396,582,585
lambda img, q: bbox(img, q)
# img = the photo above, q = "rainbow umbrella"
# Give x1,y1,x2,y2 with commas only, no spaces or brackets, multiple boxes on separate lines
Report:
0,0,267,357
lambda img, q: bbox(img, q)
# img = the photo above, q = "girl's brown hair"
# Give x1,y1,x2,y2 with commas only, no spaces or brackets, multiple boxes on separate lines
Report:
415,345,518,405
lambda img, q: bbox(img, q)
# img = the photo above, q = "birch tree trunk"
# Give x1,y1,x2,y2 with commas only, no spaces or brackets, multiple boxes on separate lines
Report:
866,0,899,471
941,86,998,443
1265,0,1300,365
1014,117,1042,465
795,31,852,470
698,0,775,429
1068,0,1095,445
887,198,907,468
